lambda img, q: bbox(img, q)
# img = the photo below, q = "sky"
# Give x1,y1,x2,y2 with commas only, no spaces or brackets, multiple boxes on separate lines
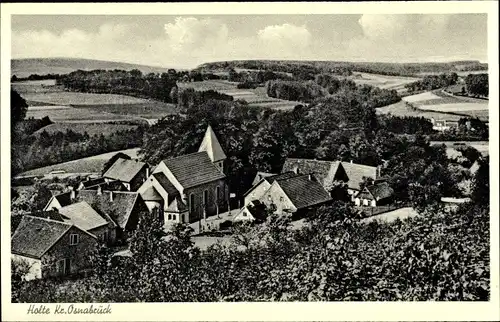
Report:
11,14,488,69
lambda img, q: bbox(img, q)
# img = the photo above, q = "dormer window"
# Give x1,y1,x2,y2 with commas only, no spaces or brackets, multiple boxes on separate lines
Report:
70,234,79,245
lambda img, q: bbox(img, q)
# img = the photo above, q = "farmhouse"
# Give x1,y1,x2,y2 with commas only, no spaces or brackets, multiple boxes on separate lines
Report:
77,177,105,190
354,182,394,207
138,125,229,225
259,174,332,217
281,158,380,197
44,188,148,241
11,215,97,280
431,118,460,132
103,158,149,191
244,172,299,206
57,201,117,245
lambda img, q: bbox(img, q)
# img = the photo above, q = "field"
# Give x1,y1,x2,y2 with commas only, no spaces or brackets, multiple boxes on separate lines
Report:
178,80,302,110
34,123,139,136
393,90,489,121
17,148,141,178
430,141,489,156
14,80,176,123
350,72,420,92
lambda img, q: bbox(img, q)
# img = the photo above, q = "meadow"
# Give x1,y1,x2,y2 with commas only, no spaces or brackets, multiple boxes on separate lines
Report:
34,122,139,136
398,90,489,121
178,80,302,110
349,72,420,92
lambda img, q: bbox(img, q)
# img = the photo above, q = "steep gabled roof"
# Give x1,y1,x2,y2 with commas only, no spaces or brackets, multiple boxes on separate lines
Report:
281,158,341,187
165,197,188,213
12,216,73,259
162,152,225,189
152,172,179,196
198,125,227,162
362,182,394,201
341,162,378,191
244,172,299,197
103,158,147,183
79,177,106,189
277,175,332,210
53,192,73,207
141,186,163,201
75,190,140,229
58,201,109,231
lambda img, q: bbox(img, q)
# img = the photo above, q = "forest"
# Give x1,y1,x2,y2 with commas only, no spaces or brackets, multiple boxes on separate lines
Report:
404,72,459,93
198,60,488,77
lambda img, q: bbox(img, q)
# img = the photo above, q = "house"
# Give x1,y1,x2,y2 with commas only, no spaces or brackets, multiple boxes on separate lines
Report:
11,215,98,280
138,125,229,225
57,201,117,245
77,177,106,190
259,174,332,217
44,188,148,241
354,182,394,207
233,201,268,223
83,180,129,192
103,158,149,191
431,118,460,132
281,158,380,198
43,191,72,211
243,172,299,206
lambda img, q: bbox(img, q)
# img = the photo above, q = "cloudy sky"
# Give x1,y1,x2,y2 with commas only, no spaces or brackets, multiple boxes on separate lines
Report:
11,14,487,69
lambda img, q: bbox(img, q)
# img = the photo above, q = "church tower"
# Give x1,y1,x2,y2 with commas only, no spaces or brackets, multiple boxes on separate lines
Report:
198,125,227,173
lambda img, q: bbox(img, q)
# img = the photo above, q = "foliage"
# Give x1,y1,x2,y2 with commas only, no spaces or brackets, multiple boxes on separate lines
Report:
465,73,488,97
404,72,458,92
11,89,28,128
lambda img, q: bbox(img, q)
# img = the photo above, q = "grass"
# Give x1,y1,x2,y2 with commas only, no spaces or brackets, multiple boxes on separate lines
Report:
350,72,420,92
430,141,489,156
34,122,139,136
17,148,140,177
360,207,419,224
177,80,301,110
26,107,139,123
73,102,178,118
376,101,464,121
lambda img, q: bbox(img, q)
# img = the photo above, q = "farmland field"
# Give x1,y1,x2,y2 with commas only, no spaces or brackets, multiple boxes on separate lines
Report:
73,102,178,118
430,141,489,156
350,72,420,92
396,90,489,121
34,122,139,136
25,107,140,123
178,80,302,110
17,148,141,178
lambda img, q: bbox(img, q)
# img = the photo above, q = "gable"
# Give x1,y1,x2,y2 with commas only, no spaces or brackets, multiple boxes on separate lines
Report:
103,158,147,183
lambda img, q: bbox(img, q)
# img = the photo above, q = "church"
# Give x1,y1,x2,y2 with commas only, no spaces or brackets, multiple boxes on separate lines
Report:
138,125,229,227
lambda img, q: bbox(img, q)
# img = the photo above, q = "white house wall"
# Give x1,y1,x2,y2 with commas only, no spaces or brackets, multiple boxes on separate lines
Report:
244,181,271,206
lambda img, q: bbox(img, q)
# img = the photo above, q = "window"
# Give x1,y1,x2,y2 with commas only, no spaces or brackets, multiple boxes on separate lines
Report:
203,190,209,208
168,214,172,220
70,234,79,245
279,196,284,202
268,195,272,201
215,186,220,203
103,231,109,242
190,193,195,213
57,259,66,275
172,214,177,221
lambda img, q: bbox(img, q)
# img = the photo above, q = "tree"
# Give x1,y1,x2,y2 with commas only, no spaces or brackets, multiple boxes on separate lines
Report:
471,156,489,206
11,89,28,127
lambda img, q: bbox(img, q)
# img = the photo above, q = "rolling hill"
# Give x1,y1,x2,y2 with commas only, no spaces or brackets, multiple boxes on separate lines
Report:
11,58,176,78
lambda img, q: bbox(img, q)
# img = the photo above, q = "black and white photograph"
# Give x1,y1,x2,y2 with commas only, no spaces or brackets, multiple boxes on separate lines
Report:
1,1,499,321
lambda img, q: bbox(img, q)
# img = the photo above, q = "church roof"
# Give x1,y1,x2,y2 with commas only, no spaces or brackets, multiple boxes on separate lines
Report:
198,125,227,162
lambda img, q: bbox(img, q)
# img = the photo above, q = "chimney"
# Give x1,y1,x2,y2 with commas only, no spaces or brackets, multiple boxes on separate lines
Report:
350,160,353,164
109,191,114,202
145,166,149,178
97,186,102,195
377,166,382,179
69,186,76,200
308,173,313,181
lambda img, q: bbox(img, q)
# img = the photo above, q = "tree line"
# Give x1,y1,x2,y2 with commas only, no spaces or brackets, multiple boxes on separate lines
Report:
404,72,459,93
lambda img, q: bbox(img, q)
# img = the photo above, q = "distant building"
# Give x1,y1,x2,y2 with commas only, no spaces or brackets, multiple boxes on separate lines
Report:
77,177,106,190
103,158,149,191
354,182,394,207
233,200,268,223
11,215,97,280
138,125,229,226
431,118,460,132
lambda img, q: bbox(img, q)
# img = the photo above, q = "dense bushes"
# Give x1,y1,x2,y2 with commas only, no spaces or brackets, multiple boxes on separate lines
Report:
266,80,326,102
404,72,459,92
465,73,488,98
